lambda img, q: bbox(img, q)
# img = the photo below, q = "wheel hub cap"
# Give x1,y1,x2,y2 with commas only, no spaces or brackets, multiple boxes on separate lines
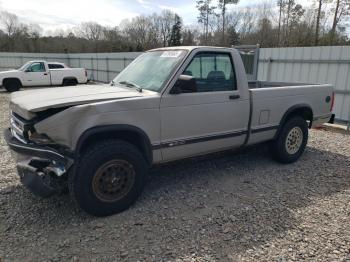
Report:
285,127,303,155
92,160,136,202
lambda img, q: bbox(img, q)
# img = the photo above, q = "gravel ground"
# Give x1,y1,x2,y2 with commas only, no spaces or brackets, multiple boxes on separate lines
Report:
0,89,350,261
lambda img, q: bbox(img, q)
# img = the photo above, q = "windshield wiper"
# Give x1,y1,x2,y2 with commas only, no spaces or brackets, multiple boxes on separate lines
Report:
118,81,143,92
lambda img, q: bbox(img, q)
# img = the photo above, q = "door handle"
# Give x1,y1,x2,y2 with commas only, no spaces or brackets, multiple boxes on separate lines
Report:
44,73,48,75
229,94,240,100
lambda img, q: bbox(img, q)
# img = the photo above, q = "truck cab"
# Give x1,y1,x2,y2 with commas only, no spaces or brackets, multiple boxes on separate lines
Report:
20,61,51,86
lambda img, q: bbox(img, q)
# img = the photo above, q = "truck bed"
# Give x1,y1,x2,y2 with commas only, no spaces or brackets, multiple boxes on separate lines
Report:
246,80,333,145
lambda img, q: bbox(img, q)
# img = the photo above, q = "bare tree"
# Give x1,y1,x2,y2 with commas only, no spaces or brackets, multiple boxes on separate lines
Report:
77,22,103,41
239,7,255,39
314,0,332,45
28,23,43,38
218,0,239,45
256,3,277,47
182,28,197,45
330,0,350,44
287,4,306,45
122,15,155,50
277,0,287,46
0,11,20,37
158,10,174,47
226,11,242,30
315,0,323,45
196,0,217,44
284,0,293,45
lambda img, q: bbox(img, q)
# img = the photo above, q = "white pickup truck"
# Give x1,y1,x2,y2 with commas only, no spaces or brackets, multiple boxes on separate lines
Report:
4,46,334,216
0,61,88,92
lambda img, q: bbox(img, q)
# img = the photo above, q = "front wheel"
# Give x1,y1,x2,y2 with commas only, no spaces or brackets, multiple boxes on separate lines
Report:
4,79,21,92
269,116,308,164
68,140,147,216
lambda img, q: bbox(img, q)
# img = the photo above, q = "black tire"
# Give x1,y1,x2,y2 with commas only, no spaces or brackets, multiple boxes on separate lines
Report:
269,116,308,164
62,78,78,86
4,79,21,92
68,139,147,216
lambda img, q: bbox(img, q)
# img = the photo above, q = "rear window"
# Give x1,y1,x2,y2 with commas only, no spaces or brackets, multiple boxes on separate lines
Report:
48,64,65,69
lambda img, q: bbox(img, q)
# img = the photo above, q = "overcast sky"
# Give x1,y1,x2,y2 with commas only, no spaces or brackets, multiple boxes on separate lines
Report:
0,0,312,34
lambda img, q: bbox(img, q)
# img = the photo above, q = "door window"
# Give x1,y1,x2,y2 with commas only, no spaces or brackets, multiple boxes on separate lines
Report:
29,62,45,72
182,53,237,92
48,64,64,69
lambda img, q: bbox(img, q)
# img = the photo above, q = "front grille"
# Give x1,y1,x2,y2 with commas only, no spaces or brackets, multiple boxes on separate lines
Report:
10,112,31,143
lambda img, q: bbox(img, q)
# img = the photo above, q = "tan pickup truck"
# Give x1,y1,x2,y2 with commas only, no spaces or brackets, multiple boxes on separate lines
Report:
4,46,334,216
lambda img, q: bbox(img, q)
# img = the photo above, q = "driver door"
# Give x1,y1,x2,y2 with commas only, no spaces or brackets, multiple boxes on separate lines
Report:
160,51,250,161
23,62,50,86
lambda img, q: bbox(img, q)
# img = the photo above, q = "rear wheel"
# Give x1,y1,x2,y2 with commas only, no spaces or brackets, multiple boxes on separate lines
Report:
269,116,308,164
62,78,78,86
4,79,21,92
68,139,147,216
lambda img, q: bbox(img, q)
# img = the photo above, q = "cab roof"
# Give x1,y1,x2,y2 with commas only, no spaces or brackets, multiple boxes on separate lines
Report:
26,61,65,65
149,46,234,52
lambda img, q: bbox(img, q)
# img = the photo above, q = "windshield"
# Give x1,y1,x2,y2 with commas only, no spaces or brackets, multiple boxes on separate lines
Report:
112,50,187,92
18,62,31,71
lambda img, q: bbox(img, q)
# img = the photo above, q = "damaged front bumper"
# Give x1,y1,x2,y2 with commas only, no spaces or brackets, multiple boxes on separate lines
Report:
4,128,73,197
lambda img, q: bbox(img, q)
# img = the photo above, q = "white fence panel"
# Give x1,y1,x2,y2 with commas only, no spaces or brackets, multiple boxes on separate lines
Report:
67,52,142,82
0,52,69,71
258,46,350,124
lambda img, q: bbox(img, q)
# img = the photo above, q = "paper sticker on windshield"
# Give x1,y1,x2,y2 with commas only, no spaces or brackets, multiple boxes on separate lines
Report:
160,51,182,58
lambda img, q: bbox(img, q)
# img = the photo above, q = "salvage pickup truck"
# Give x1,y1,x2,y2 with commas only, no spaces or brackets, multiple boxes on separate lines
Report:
4,47,334,216
0,61,88,92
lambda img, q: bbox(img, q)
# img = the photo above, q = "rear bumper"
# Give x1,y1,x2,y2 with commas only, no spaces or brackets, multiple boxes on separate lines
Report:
4,128,72,197
312,113,333,127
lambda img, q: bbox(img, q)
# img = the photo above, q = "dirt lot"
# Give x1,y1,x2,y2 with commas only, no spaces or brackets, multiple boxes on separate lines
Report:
0,89,350,262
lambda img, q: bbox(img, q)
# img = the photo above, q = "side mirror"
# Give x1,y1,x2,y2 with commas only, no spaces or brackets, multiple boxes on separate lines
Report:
170,75,197,94
25,68,31,72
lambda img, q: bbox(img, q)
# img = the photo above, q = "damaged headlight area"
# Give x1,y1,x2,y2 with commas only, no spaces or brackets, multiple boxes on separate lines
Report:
10,111,57,145
28,131,55,144
10,112,34,143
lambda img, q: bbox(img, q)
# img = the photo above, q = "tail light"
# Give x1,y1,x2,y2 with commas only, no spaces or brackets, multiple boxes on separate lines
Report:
330,92,335,112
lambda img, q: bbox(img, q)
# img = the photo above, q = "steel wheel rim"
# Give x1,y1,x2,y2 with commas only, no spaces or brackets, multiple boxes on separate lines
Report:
285,127,303,155
92,160,136,202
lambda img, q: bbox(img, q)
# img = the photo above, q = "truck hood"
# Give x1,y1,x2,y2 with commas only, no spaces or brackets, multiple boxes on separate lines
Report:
10,84,144,119
0,69,18,74
0,69,20,79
